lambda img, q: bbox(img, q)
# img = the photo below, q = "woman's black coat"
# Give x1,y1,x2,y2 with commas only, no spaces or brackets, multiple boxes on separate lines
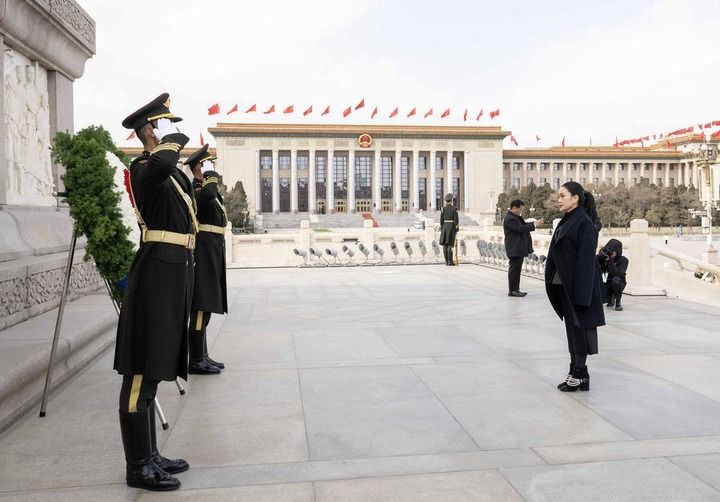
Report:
544,207,606,329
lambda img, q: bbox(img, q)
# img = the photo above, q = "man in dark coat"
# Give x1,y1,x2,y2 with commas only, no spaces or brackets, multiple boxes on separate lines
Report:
439,193,459,265
598,238,629,311
115,93,195,491
183,144,229,374
503,199,543,296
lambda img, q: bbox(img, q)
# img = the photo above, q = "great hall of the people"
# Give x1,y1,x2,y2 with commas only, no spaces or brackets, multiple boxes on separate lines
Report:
130,123,707,218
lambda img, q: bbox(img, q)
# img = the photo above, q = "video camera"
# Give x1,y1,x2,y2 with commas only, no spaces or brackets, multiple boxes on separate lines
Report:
598,247,612,260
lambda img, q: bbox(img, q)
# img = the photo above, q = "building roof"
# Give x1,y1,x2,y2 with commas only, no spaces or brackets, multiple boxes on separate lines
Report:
502,146,683,161
208,122,511,140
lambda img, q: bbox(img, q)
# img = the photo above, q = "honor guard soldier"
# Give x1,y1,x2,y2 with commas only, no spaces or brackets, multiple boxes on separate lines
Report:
116,93,197,491
183,144,229,374
439,193,459,266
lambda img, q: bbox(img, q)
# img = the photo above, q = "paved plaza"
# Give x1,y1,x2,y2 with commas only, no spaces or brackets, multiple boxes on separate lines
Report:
1,264,720,501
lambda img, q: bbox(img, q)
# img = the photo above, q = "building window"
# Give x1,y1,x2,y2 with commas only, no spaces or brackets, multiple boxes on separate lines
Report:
355,156,371,199
452,156,460,170
580,177,587,184
380,156,393,199
279,154,290,169
512,177,520,189
502,179,508,191
435,156,443,170
553,178,560,189
606,163,613,171
566,177,573,182
526,177,534,185
280,177,290,212
401,157,409,198
567,163,575,170
418,178,427,210
333,156,347,200
632,178,638,186
657,163,664,171
540,162,548,171
503,162,509,171
419,156,427,170
593,177,599,185
435,178,443,209
540,177,547,185
593,163,601,171
513,162,521,171
527,162,536,171
260,155,272,170
657,177,663,186
297,156,309,170
261,178,272,212
632,163,639,171
669,177,675,186
316,156,326,198
669,163,676,171
619,163,626,171
453,178,460,202
580,163,587,171
554,163,562,171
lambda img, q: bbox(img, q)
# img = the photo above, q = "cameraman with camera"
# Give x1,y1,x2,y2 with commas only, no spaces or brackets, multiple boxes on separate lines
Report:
597,238,629,311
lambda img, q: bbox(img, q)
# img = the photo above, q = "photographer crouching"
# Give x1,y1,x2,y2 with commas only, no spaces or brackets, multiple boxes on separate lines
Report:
597,239,629,311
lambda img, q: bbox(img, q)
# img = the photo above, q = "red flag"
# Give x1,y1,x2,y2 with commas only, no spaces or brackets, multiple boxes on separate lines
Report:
407,107,416,118
355,98,365,110
666,139,672,148
245,104,257,113
227,104,239,115
283,105,294,114
476,110,483,121
126,131,136,140
200,133,205,146
463,109,467,122
561,136,565,148
706,122,713,129
489,109,500,119
389,107,399,118
322,106,330,116
208,103,220,115
711,129,720,140
371,106,378,119
424,108,433,118
535,134,541,142
441,108,450,118
510,135,518,146
303,105,313,116
263,105,275,114
343,106,352,118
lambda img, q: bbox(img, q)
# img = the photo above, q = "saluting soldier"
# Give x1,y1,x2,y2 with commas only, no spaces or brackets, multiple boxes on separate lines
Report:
116,93,196,491
183,144,228,374
439,193,459,266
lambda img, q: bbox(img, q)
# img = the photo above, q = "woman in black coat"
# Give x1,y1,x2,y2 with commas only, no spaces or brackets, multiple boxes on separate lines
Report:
545,182,605,392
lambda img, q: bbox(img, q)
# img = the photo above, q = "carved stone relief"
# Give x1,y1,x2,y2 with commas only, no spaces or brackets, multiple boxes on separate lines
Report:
4,50,55,206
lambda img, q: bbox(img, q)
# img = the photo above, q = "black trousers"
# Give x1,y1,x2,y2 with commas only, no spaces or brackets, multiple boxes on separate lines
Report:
555,284,598,361
605,276,626,302
119,374,160,413
508,256,523,292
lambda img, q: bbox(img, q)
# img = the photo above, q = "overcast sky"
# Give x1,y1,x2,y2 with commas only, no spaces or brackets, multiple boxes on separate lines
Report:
74,0,720,150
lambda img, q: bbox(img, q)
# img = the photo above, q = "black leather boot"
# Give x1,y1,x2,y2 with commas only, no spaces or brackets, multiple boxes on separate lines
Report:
614,299,623,311
202,332,225,369
559,366,590,392
189,330,220,375
119,408,180,491
557,363,574,389
606,295,614,307
149,402,189,474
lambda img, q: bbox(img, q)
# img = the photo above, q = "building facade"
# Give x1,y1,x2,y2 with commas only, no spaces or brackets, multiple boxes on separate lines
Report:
207,123,509,217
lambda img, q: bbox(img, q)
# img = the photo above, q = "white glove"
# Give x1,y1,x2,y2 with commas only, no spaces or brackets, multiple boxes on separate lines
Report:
200,160,214,174
152,118,177,141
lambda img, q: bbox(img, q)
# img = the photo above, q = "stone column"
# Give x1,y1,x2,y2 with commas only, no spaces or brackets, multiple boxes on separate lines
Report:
308,149,317,214
255,150,262,214
373,150,381,213
348,149,356,213
394,149,402,212
327,149,335,213
290,149,298,213
463,151,470,212
272,149,279,213
412,149,420,213
625,218,665,296
446,150,453,202
429,150,437,211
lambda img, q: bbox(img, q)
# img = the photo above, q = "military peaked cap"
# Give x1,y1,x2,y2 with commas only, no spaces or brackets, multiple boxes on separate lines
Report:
183,144,217,167
444,193,453,202
122,92,183,130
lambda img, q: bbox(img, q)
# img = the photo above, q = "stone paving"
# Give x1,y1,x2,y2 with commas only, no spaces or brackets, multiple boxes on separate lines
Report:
1,264,720,501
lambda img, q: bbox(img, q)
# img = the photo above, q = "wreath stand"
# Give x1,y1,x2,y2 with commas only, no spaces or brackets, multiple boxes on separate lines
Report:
38,220,184,430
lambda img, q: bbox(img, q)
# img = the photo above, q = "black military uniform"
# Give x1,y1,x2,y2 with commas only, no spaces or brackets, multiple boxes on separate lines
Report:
439,193,459,265
183,144,228,375
115,93,194,491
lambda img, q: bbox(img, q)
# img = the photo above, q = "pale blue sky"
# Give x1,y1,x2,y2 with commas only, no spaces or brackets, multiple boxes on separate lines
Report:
74,0,720,149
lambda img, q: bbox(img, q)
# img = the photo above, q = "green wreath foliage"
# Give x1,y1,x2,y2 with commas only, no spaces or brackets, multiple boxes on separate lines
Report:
52,126,134,303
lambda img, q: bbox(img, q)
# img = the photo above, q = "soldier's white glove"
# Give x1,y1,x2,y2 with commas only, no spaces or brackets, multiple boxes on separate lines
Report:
152,118,177,141
200,160,214,174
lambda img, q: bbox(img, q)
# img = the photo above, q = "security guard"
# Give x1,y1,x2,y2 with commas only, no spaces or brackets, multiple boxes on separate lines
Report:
439,193,459,265
116,93,195,491
183,144,228,374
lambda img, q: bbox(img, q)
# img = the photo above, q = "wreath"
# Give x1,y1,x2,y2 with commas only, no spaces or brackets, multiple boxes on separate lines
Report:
52,126,136,304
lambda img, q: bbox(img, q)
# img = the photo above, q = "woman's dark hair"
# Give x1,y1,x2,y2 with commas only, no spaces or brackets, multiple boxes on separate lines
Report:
584,191,602,231
561,181,586,206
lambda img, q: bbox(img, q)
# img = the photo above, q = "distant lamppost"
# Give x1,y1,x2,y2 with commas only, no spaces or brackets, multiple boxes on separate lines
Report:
683,139,719,263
